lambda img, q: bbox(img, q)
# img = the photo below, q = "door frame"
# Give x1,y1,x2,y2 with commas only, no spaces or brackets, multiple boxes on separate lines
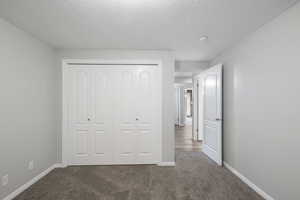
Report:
62,59,163,166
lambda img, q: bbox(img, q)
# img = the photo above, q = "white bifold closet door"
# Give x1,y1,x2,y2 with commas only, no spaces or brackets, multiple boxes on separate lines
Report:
69,65,158,165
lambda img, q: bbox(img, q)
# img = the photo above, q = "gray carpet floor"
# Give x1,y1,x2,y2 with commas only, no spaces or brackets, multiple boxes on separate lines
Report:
14,150,263,200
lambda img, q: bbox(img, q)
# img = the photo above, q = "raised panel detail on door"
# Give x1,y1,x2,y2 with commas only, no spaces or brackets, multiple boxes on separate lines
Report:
136,128,153,163
204,75,218,120
116,128,136,164
93,71,111,123
75,128,89,156
203,122,217,151
73,70,90,123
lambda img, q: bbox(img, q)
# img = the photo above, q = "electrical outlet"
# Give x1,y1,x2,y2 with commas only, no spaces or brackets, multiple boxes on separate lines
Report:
28,160,34,170
2,174,8,186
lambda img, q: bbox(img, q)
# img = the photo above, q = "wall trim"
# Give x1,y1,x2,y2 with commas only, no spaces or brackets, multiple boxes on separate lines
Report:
157,162,176,166
223,162,275,200
53,163,67,168
2,164,63,200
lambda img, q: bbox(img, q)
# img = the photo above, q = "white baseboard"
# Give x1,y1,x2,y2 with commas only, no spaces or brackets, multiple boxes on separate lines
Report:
53,163,67,168
157,161,176,166
3,163,63,200
223,162,274,200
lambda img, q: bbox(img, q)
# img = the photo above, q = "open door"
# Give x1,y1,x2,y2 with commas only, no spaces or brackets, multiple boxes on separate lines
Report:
202,64,223,165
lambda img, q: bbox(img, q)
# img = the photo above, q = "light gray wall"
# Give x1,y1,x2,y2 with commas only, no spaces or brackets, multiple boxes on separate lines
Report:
56,49,175,163
175,60,209,73
174,77,193,84
211,3,300,200
0,18,58,199
174,60,209,89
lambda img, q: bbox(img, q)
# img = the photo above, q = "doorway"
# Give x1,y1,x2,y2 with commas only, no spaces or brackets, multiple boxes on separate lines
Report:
175,64,223,166
185,89,193,125
175,87,201,152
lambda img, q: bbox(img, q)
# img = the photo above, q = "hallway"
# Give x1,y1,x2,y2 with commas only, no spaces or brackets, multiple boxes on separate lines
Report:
175,125,201,152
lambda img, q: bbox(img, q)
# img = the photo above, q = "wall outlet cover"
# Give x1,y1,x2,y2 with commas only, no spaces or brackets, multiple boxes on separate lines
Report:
28,160,34,170
2,174,8,186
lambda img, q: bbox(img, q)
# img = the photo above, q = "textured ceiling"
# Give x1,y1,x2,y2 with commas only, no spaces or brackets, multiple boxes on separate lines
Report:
0,0,298,60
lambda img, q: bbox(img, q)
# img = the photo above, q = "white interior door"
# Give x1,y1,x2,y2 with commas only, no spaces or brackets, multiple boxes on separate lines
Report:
135,69,156,163
90,69,114,164
66,64,159,165
114,67,157,164
69,68,91,164
69,68,115,165
113,69,137,164
202,64,223,165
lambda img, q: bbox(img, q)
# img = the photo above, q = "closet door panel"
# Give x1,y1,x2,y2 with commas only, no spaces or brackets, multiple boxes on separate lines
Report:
90,69,114,163
114,70,137,164
135,69,156,163
70,69,92,164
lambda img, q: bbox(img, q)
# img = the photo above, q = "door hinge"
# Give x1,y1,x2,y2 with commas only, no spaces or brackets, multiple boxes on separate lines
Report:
196,129,199,132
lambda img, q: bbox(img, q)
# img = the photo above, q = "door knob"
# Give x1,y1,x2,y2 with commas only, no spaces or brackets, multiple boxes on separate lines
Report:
136,118,139,121
88,118,91,121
